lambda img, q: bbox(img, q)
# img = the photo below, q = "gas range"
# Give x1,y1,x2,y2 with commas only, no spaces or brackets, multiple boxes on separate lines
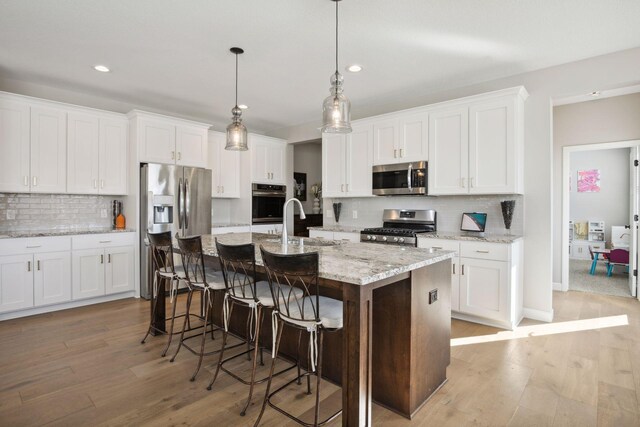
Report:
360,209,436,246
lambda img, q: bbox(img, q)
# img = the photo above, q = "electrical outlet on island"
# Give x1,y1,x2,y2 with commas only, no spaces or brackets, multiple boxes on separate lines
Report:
100,209,108,218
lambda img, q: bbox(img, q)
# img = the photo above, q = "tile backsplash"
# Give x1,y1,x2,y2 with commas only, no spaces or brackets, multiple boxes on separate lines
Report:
0,193,124,232
323,194,524,235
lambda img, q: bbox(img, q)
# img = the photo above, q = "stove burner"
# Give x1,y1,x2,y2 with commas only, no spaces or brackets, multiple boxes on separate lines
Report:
360,209,436,246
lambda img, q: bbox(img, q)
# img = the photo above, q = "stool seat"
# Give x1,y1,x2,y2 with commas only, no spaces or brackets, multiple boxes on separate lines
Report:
158,265,185,279
283,296,343,329
230,281,304,308
189,270,226,290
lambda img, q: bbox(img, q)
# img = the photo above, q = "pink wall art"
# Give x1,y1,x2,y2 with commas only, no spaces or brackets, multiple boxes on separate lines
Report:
577,169,600,193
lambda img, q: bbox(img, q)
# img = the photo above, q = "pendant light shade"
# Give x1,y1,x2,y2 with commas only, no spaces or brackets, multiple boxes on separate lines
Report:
321,0,352,133
225,47,248,151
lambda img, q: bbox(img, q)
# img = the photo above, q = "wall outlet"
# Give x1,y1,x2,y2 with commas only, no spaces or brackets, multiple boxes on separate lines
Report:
352,210,358,219
429,289,438,304
326,209,333,218
100,209,108,218
6,210,15,220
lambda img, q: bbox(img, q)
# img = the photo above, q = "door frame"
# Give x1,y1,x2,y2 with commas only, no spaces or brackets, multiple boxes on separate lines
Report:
561,139,640,295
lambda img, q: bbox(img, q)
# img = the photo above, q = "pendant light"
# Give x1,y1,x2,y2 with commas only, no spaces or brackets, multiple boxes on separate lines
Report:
321,0,352,133
225,47,248,151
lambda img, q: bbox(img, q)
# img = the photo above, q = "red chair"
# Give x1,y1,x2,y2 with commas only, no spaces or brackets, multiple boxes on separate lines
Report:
606,249,629,277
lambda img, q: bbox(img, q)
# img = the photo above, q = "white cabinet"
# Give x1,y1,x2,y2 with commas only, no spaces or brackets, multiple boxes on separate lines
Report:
72,233,135,300
372,112,428,165
132,111,209,168
570,240,604,260
322,123,373,198
30,106,67,193
308,229,361,243
0,99,30,192
418,237,523,329
209,131,241,198
0,254,34,313
428,88,527,195
250,135,287,185
67,113,128,195
251,224,283,235
34,251,72,306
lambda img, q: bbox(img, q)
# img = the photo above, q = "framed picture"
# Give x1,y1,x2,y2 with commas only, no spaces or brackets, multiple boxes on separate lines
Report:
293,172,307,201
577,169,600,193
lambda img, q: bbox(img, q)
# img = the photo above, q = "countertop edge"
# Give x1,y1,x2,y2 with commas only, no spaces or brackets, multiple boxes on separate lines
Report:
0,229,136,239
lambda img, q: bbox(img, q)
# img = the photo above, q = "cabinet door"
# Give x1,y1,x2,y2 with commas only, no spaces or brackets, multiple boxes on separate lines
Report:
459,258,508,322
0,254,34,313
72,249,105,300
105,246,135,294
372,118,399,165
99,118,128,195
217,137,241,198
268,143,286,185
208,132,222,196
0,99,30,193
250,137,270,183
345,124,373,197
321,134,346,198
67,112,100,194
428,107,468,195
176,125,208,168
34,251,71,306
398,112,429,163
469,97,515,194
31,106,67,193
138,118,176,164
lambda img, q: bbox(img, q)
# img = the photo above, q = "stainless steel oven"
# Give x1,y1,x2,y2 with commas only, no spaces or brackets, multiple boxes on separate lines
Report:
372,161,427,196
252,183,286,224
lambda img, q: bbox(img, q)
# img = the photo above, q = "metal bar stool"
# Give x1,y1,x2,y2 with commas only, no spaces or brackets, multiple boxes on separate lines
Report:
206,239,303,416
254,246,343,427
170,234,229,381
141,231,199,357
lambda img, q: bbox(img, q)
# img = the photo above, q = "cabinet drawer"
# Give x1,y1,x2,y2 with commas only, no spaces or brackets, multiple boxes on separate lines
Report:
419,238,459,254
460,241,509,261
0,236,71,256
72,232,136,250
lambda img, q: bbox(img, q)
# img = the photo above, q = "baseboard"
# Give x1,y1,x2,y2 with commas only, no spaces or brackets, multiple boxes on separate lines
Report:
553,282,563,291
523,307,554,323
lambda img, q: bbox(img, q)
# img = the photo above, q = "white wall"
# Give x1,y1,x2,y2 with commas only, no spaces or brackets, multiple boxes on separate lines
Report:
293,142,322,214
553,93,640,282
270,47,640,321
569,149,630,245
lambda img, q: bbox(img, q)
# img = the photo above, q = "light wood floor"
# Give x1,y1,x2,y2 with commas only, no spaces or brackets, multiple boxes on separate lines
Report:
1,290,640,426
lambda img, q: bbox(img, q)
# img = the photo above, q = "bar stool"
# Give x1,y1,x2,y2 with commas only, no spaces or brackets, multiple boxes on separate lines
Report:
254,246,343,427
207,239,303,416
171,234,227,381
141,231,197,357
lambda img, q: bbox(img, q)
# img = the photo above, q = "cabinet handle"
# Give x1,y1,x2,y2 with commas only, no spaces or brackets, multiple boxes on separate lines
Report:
394,149,397,158
99,240,112,243
24,176,28,186
33,176,37,187
171,151,175,160
470,177,474,188
341,184,344,192
93,179,98,189
432,246,442,250
221,186,224,193
460,177,465,188
37,260,40,271
452,263,456,274
476,250,490,253
400,148,404,157
108,254,111,263
101,254,104,264
101,179,104,189
27,261,31,272
346,183,349,192
26,245,41,249
178,152,182,160
461,265,465,275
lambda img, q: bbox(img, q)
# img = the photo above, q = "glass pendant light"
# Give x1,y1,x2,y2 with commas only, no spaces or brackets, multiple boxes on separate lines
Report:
321,0,352,133
225,47,248,151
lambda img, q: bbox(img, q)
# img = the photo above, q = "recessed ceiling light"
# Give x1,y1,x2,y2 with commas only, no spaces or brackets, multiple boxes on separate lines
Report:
238,104,249,109
347,64,362,73
94,65,110,73
589,91,601,97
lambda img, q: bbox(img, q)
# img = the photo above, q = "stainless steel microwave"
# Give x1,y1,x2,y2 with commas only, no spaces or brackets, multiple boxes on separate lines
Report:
372,161,427,196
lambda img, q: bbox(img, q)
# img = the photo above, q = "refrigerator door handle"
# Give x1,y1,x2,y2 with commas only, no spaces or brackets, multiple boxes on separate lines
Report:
184,178,190,230
178,177,184,230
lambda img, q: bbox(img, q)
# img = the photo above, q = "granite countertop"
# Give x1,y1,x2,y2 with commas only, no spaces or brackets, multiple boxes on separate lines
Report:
211,223,251,228
190,232,454,286
307,225,365,233
417,231,522,244
0,228,135,239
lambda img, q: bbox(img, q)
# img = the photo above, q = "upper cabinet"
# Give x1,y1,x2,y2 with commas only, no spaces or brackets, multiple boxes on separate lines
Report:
132,111,209,168
0,98,30,193
208,131,241,198
250,134,287,185
428,87,527,195
67,112,127,195
322,123,373,198
30,106,67,193
372,112,428,165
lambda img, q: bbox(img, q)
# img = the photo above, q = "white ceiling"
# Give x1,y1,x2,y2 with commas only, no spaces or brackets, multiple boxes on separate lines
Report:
1,0,640,134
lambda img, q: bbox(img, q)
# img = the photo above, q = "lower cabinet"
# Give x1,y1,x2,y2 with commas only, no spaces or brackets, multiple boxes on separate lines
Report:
0,254,34,313
72,244,134,301
570,240,604,260
418,237,523,329
34,251,72,306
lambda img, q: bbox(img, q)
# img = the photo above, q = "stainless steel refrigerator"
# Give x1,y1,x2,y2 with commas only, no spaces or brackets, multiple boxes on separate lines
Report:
140,163,212,299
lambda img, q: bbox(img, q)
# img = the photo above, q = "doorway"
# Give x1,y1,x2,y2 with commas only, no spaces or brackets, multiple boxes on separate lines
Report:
561,141,640,298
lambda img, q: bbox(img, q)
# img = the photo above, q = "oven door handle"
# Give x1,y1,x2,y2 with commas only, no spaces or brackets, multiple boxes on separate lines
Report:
253,191,286,197
407,164,412,191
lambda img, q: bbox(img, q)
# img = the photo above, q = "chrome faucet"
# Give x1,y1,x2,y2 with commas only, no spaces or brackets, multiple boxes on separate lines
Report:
282,198,306,245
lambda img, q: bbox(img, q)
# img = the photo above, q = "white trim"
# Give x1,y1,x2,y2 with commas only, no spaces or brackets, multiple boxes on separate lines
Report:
523,307,554,323
561,139,640,295
0,292,136,321
554,84,640,107
553,282,563,291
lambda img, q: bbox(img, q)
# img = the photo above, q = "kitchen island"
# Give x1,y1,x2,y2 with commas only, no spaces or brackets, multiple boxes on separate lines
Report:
165,233,454,426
